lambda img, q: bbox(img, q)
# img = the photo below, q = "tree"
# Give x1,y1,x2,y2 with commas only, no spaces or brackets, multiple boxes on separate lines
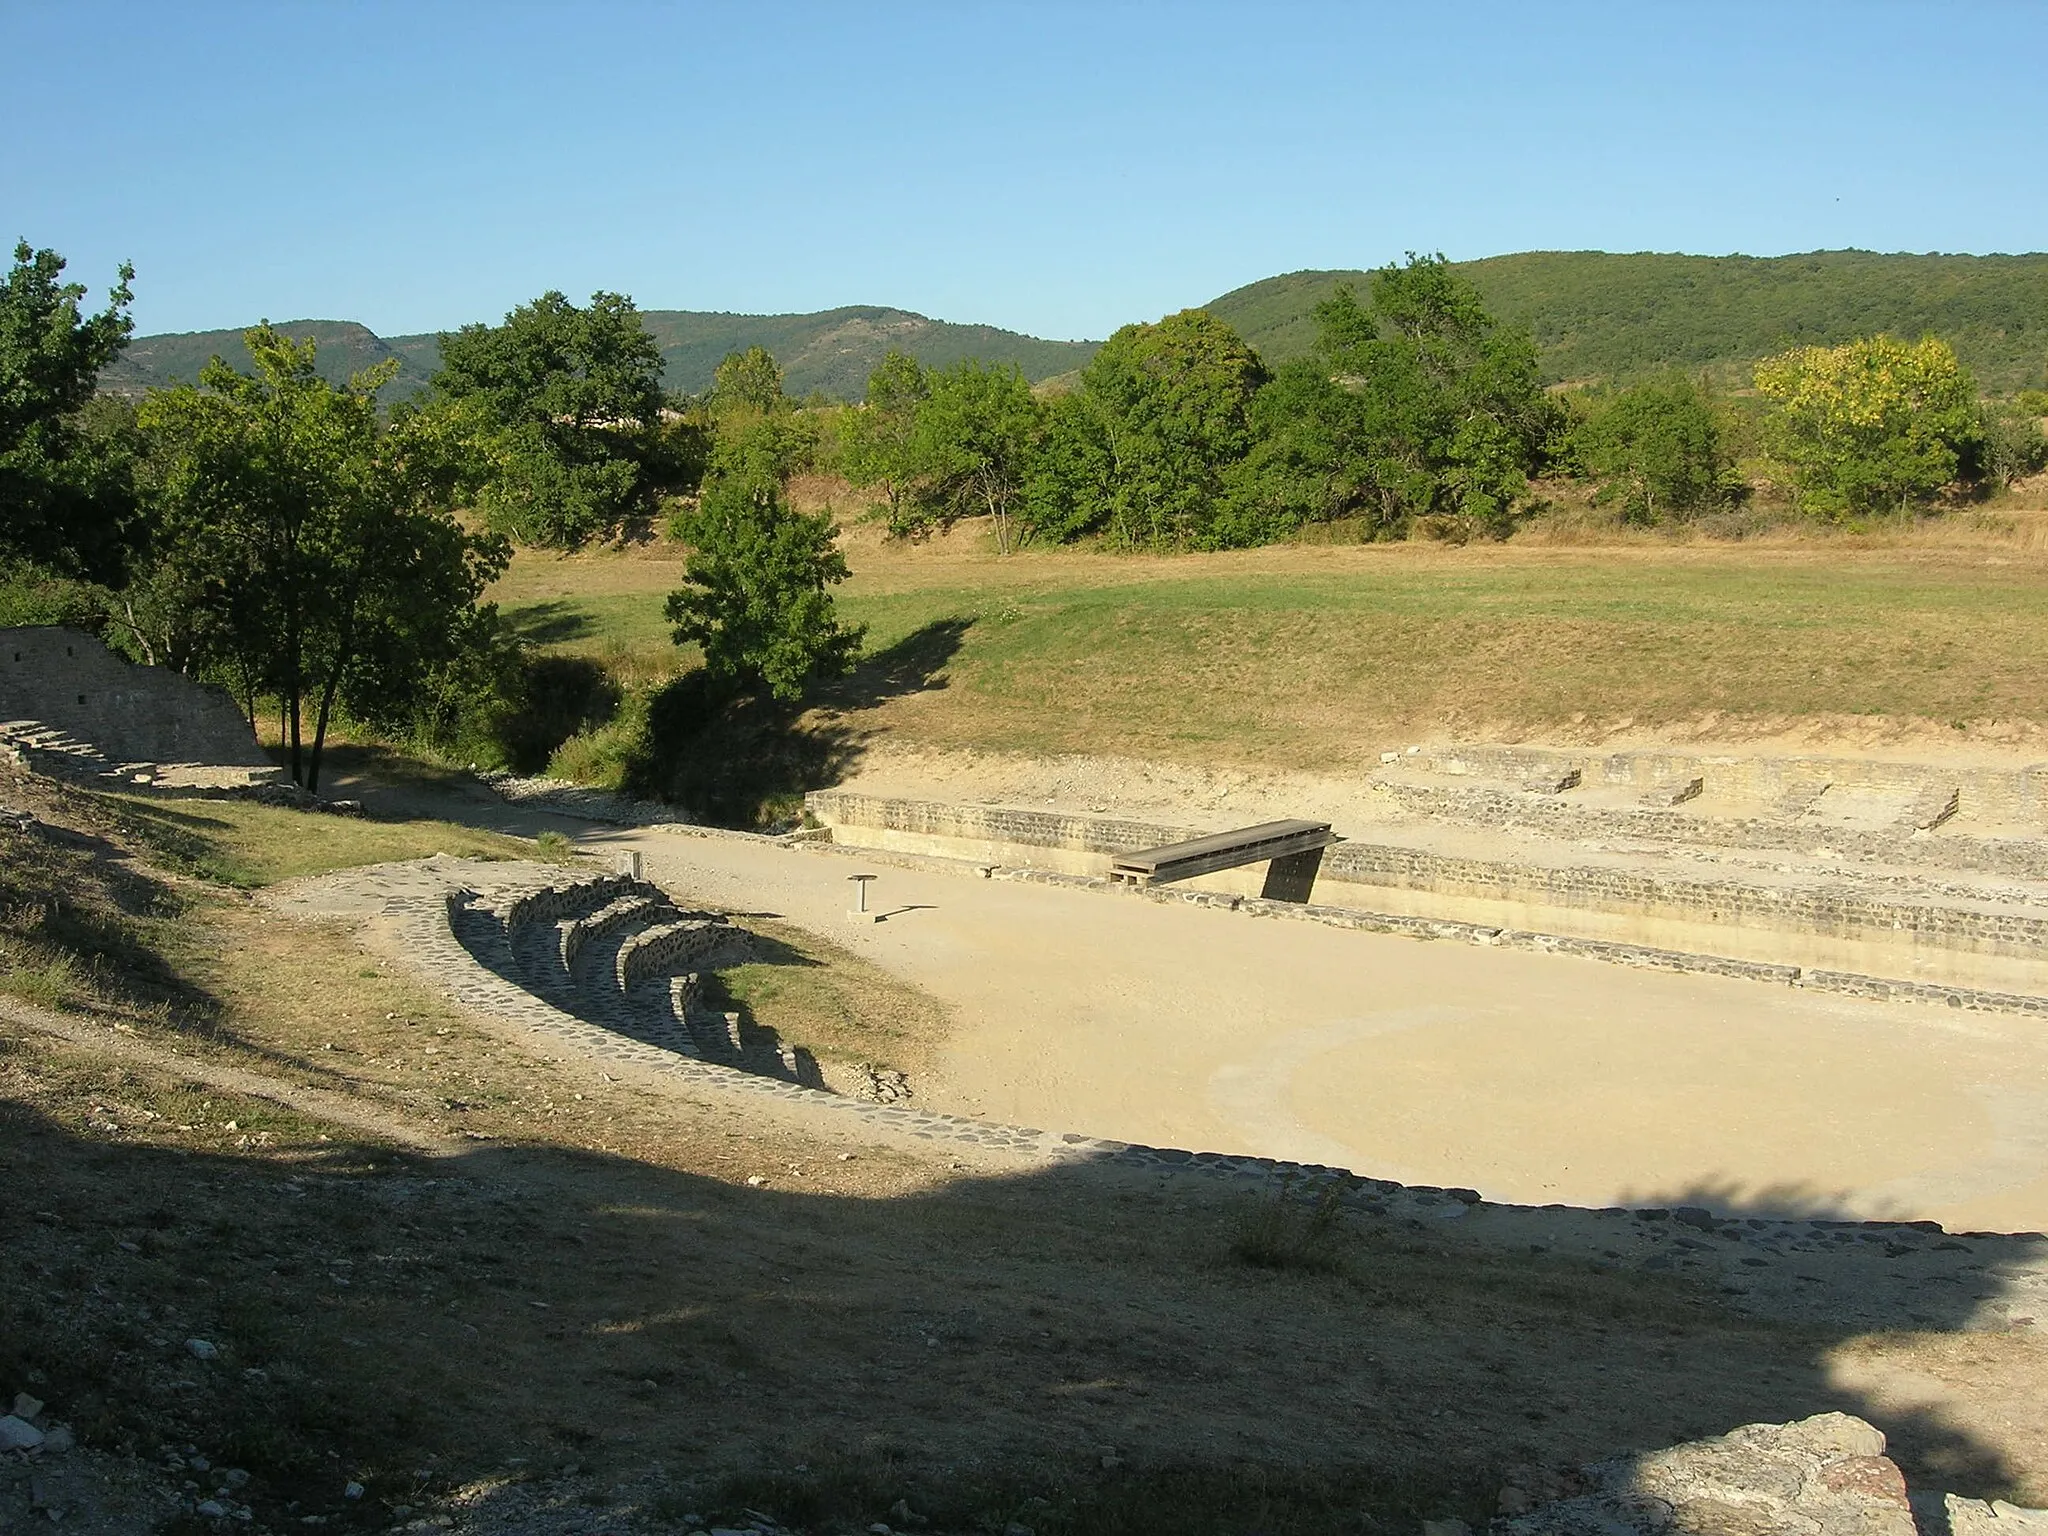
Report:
432,290,679,547
1979,399,2048,488
664,473,863,703
137,326,508,790
902,360,1042,551
0,240,139,582
838,350,930,533
709,346,788,417
1753,335,1981,516
1291,256,1557,538
1569,378,1734,521
1026,309,1267,548
1218,359,1387,543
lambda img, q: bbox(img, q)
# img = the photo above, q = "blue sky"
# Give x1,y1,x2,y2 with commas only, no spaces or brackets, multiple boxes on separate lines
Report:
5,1,2044,341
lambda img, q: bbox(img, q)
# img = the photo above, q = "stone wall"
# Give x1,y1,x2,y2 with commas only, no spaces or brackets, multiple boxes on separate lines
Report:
1416,743,2048,827
805,790,2048,993
0,626,269,769
1490,1411,2047,1535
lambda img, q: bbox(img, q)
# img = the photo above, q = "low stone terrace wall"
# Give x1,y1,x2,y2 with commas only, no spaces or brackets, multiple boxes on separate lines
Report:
804,790,2048,996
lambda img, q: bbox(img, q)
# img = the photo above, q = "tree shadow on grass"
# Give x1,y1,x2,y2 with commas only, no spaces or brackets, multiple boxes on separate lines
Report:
500,599,601,647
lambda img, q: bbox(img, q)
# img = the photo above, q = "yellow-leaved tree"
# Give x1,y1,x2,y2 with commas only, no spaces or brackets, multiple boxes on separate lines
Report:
1753,335,1981,516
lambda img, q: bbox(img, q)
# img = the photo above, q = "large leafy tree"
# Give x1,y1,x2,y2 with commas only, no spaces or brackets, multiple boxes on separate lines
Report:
1028,309,1267,548
432,290,685,547
1234,256,1556,540
1753,335,1981,516
838,350,930,533
0,241,139,582
709,346,788,417
902,359,1042,551
137,326,508,790
664,471,862,703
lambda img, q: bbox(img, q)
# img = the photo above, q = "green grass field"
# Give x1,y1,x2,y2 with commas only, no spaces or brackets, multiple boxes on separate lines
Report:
493,521,2048,773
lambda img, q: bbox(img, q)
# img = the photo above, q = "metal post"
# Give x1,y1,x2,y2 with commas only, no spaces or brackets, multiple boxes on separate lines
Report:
848,873,879,922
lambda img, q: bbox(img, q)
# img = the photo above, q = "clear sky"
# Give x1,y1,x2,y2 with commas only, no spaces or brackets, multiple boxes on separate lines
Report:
5,1,2045,342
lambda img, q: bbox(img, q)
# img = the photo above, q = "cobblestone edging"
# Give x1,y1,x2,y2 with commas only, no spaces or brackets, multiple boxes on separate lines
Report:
275,857,2048,1336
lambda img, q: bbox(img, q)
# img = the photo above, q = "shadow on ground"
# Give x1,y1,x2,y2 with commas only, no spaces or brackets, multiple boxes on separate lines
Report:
501,600,600,648
631,617,975,828
1,1083,2040,1536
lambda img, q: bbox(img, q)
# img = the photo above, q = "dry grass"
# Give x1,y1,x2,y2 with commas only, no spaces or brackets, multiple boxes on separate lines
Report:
712,916,953,1080
88,790,531,888
491,510,2048,783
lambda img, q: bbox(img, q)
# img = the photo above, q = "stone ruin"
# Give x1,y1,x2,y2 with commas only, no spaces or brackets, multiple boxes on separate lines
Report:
448,871,837,1090
0,624,281,790
1475,1410,2046,1535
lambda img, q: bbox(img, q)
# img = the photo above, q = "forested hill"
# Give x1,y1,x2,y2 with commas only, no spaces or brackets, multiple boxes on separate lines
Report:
1207,250,2048,392
100,306,1099,402
100,321,443,401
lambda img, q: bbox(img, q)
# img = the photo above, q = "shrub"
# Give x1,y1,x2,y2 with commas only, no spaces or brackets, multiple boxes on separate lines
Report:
1229,1178,1348,1273
1569,378,1737,522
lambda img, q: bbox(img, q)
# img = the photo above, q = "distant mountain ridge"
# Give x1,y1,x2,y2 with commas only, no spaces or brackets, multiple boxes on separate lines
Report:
99,306,1101,403
1207,250,2048,392
101,250,2048,404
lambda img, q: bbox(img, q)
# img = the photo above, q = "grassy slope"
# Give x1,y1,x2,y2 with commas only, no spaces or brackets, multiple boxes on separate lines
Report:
1207,250,2048,391
494,530,2048,773
635,306,1098,398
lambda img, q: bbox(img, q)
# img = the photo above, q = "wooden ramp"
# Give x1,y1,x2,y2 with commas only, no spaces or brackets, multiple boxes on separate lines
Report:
1110,819,1341,903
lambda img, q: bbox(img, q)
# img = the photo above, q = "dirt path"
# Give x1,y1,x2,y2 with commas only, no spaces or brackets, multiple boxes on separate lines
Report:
0,996,458,1155
589,825,2048,1233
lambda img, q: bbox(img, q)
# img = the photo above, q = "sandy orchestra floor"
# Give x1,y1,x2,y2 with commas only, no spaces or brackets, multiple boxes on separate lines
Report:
606,824,2048,1235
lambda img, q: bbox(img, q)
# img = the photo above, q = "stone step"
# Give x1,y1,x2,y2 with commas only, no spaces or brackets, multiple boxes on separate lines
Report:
558,894,673,973
614,917,747,991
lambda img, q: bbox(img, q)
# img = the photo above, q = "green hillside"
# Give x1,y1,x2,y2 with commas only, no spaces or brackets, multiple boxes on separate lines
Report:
1207,250,2048,392
99,320,438,401
103,307,1098,403
636,305,1096,398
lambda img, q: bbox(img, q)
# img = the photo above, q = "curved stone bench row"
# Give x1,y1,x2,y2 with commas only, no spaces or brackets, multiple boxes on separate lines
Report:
457,871,803,1082
556,892,667,972
616,918,749,990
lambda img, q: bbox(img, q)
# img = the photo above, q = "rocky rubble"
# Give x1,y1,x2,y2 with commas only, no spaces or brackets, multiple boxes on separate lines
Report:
1483,1412,2048,1536
0,1389,184,1533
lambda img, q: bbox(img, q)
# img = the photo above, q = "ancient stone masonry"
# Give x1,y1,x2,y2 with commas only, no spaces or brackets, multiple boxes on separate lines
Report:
1374,777,2048,880
264,857,2048,1339
1320,840,2048,957
1491,1411,2048,1535
0,625,274,779
807,785,2048,1007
